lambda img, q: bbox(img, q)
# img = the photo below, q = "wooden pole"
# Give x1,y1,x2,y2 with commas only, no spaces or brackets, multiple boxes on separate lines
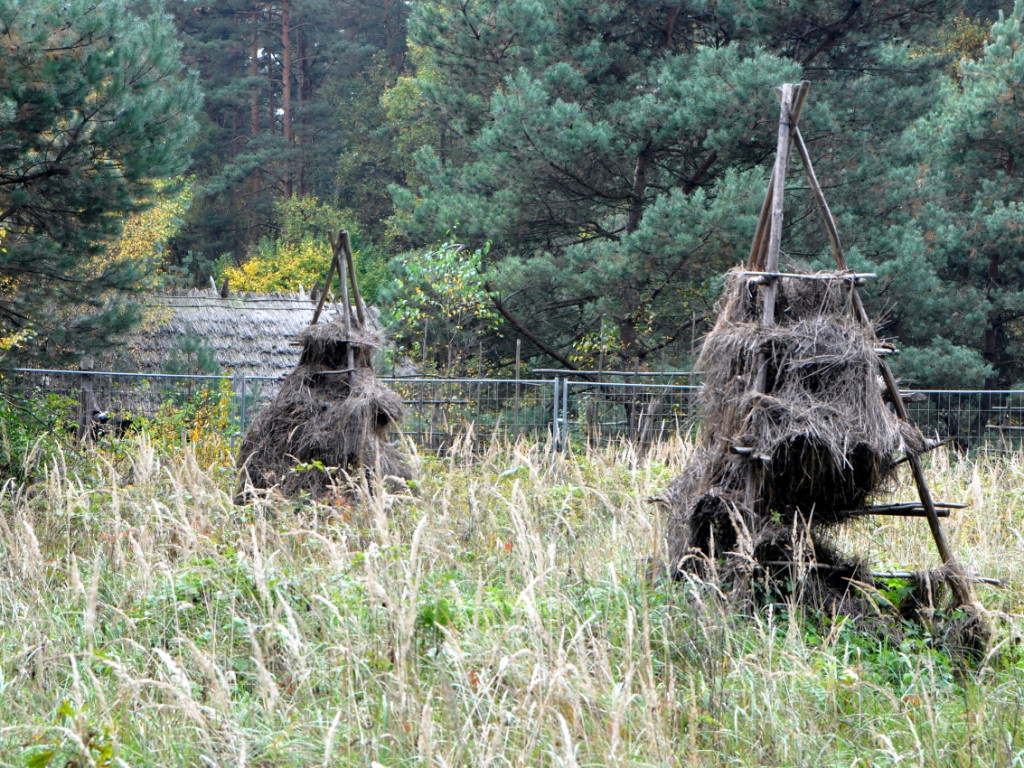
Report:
747,82,811,271
311,234,342,325
341,230,366,328
75,356,97,443
322,231,356,383
792,126,844,269
791,124,976,608
335,238,352,337
746,84,799,510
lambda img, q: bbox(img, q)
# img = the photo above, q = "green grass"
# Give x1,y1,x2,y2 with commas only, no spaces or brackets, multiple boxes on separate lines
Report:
1,431,1023,767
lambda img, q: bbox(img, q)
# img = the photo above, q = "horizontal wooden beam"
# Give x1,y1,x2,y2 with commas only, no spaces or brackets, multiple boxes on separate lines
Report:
757,561,1003,587
739,270,875,283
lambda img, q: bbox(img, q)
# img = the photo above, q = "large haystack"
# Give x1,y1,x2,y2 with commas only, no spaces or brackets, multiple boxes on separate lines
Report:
665,269,917,606
237,317,411,500
664,83,985,637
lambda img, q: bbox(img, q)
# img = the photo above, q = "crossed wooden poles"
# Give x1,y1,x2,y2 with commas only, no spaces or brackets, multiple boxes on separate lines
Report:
749,82,978,608
308,229,367,384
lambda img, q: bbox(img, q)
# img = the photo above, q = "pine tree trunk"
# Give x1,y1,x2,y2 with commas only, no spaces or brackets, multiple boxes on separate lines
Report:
267,64,275,137
281,0,293,197
250,24,260,136
249,21,261,196
295,30,309,196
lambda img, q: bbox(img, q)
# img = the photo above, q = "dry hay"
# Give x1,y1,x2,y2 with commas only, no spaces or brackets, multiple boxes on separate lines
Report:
666,267,928,613
236,317,412,501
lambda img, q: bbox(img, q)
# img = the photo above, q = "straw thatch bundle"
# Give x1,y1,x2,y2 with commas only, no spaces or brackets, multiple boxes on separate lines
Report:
666,267,925,602
236,317,411,501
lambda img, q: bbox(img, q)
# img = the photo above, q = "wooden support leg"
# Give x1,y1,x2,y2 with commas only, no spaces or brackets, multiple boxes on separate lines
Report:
791,123,977,610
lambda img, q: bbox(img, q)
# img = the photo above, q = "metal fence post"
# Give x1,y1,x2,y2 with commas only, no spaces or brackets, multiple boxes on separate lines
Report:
75,356,97,442
239,373,247,438
552,376,561,451
562,377,570,452
514,339,521,436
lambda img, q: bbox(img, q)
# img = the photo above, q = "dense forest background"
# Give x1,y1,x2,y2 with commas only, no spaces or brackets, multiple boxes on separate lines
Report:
3,0,1024,388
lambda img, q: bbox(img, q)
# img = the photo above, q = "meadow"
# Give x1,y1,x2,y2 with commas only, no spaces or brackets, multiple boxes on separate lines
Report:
0,424,1022,767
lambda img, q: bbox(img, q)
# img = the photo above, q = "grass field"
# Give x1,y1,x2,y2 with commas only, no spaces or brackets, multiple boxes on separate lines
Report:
0,429,1022,767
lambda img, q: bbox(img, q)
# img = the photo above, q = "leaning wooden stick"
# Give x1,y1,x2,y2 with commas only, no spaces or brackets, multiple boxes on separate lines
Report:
341,230,366,327
748,81,811,271
311,234,343,326
792,121,976,608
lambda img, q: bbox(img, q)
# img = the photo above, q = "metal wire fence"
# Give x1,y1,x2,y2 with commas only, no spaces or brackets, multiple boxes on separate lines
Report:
6,367,1024,453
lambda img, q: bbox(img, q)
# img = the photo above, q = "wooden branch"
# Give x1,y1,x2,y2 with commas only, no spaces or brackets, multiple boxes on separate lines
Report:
747,82,811,270
799,2,862,67
759,562,1003,587
747,164,776,268
789,118,976,608
870,571,1004,587
311,235,340,325
792,126,845,270
484,281,594,380
740,270,874,283
341,230,366,327
845,505,952,518
746,83,808,509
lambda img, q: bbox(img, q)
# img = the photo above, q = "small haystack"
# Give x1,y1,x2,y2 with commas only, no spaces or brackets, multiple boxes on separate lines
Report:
664,83,986,638
236,232,411,501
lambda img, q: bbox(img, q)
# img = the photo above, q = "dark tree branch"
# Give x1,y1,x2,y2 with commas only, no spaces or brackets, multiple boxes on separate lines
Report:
485,281,595,379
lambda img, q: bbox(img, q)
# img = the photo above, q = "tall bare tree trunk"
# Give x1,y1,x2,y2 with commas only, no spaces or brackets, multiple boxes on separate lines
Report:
295,30,309,196
281,0,293,197
249,21,262,196
267,64,275,137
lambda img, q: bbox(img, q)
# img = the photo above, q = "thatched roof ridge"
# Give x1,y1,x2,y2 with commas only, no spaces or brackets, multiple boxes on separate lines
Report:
110,287,346,378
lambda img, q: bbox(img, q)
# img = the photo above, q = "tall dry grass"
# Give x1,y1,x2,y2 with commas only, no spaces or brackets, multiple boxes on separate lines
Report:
0,431,1022,767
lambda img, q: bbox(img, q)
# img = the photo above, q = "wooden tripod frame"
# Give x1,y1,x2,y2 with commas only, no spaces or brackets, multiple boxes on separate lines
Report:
748,82,977,608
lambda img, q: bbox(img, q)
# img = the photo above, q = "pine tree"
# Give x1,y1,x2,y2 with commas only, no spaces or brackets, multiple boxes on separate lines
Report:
170,0,410,266
874,2,1024,388
0,0,199,362
392,0,975,370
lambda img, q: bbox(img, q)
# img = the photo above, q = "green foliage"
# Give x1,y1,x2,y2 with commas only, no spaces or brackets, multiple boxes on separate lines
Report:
394,0,970,370
220,237,333,294
871,3,1024,387
169,0,410,261
0,389,77,481
162,328,223,377
218,196,391,302
275,196,347,246
386,241,501,374
0,0,199,363
22,700,115,768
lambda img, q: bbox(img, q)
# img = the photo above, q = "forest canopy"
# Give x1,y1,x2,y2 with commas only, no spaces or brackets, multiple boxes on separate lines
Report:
0,0,199,361
1,0,1022,389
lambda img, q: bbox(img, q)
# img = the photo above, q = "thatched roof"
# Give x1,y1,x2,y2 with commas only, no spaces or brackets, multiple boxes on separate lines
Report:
110,287,335,378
